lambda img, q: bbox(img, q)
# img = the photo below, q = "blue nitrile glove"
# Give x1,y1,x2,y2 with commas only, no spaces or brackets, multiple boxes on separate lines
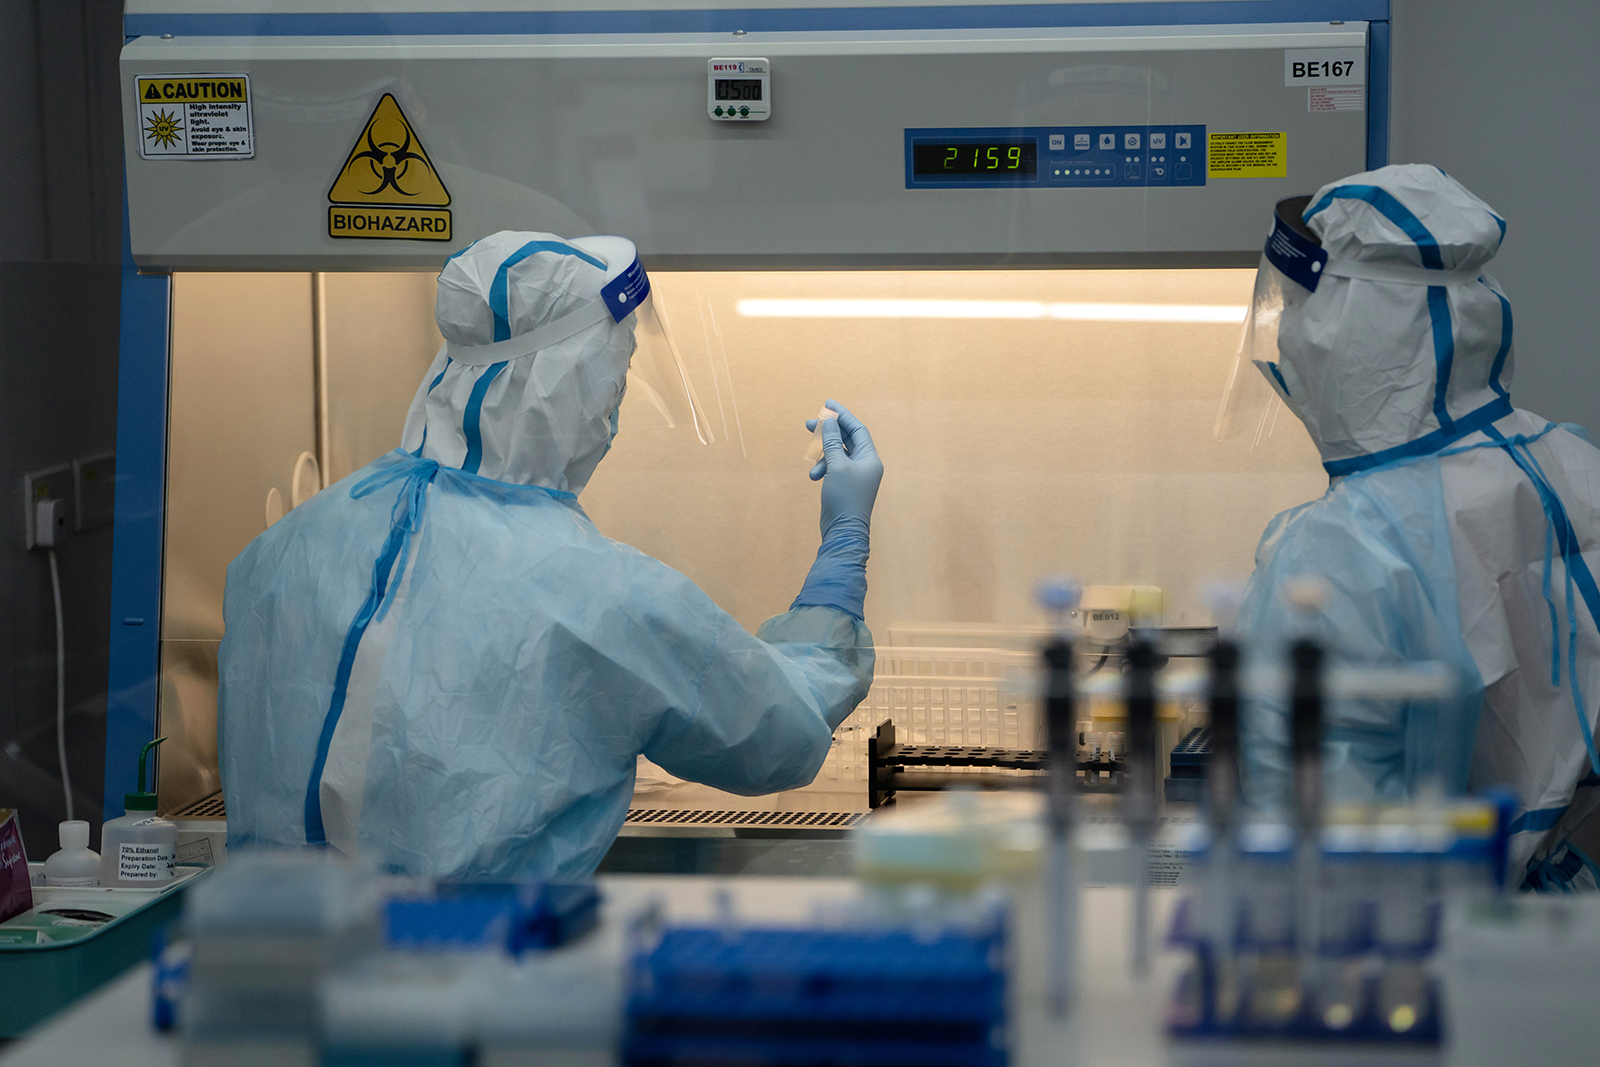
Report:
791,401,883,620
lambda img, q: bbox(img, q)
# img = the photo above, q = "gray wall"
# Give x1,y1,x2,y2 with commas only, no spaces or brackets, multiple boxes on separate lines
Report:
0,0,125,858
1390,0,1600,436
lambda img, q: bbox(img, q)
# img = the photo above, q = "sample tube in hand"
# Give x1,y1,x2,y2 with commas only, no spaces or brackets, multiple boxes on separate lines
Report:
803,405,836,464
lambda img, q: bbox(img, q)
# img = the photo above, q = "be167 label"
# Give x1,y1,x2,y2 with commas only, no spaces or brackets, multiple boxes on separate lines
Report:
1283,48,1365,87
1293,59,1356,79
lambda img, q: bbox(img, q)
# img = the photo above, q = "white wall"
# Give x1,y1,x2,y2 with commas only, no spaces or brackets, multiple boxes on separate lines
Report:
1390,0,1600,436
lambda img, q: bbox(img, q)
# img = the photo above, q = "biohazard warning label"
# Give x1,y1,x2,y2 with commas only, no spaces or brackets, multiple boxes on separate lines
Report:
1207,132,1287,178
327,93,452,242
136,74,253,159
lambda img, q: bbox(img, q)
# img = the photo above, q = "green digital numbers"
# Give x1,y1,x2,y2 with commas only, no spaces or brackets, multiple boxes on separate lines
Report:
913,139,1037,180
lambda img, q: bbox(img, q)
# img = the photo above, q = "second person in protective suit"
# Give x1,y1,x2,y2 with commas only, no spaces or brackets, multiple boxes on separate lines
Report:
1230,164,1600,890
217,231,882,880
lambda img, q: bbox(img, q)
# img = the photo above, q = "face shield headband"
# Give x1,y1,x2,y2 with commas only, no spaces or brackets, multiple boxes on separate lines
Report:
441,236,716,445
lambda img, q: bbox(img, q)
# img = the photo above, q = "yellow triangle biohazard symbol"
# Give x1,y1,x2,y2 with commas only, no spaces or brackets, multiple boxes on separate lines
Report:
328,94,451,207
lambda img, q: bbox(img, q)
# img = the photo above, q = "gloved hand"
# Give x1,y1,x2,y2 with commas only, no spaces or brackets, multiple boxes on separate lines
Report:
807,401,883,537
792,401,883,620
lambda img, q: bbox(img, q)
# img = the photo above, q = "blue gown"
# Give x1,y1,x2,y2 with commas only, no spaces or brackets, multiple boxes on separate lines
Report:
220,451,874,880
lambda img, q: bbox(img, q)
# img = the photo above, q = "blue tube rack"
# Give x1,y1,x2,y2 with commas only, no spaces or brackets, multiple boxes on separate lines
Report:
625,921,1007,1067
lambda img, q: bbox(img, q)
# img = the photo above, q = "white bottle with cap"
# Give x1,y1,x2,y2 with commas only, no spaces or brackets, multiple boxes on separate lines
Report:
100,737,178,888
43,820,100,887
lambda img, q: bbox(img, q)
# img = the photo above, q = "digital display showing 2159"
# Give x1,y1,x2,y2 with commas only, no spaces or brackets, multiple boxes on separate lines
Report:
913,140,1038,179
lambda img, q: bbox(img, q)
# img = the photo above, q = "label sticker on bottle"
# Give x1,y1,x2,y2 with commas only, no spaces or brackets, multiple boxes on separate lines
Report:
117,840,174,883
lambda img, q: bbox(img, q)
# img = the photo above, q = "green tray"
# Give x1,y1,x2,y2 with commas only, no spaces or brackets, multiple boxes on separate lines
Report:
0,864,206,1037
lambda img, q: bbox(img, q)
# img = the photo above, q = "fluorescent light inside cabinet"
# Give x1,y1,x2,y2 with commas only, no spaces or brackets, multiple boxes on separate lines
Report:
735,299,1247,323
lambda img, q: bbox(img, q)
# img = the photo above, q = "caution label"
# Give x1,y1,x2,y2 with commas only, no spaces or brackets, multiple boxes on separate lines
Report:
327,93,451,242
136,74,253,159
1208,132,1287,178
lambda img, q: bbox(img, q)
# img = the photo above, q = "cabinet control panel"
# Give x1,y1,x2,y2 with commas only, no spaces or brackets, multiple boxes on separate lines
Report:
906,125,1208,189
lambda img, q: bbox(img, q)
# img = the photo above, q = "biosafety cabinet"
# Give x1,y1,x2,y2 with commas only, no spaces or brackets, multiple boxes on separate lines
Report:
108,1,1389,831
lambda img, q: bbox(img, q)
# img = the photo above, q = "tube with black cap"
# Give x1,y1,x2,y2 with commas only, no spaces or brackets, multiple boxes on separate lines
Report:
1124,637,1160,979
1201,582,1245,1022
1036,578,1081,1017
1284,580,1328,998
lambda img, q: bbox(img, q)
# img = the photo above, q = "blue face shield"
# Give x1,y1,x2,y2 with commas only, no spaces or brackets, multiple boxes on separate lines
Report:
1215,196,1325,443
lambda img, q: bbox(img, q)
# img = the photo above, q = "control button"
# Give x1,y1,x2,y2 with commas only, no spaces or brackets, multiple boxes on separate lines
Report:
1099,133,1115,150
1175,163,1192,180
1175,132,1192,149
1049,134,1065,150
713,107,724,116
1124,163,1141,180
739,106,749,116
1075,133,1090,150
1149,133,1167,150
1152,166,1166,179
1124,133,1140,149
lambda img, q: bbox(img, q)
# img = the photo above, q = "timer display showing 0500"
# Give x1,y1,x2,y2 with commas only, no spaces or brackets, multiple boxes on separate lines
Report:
912,140,1038,180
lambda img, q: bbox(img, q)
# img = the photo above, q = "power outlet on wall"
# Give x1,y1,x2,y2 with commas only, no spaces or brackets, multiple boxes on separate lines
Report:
75,453,115,531
23,466,75,550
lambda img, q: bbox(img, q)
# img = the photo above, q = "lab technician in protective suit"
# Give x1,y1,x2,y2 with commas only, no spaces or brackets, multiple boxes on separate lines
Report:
1223,164,1600,890
217,231,881,880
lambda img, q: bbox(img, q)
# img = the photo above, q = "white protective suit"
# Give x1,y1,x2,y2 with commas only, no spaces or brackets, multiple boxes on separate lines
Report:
1234,165,1600,889
219,232,875,880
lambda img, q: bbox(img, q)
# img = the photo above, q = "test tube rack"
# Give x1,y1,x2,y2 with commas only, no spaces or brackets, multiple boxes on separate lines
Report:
624,918,1008,1067
1164,798,1514,1050
866,720,1209,809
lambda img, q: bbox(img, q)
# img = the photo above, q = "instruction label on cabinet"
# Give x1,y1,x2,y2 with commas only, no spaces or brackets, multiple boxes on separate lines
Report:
137,74,254,159
1208,132,1287,178
328,93,453,242
1310,86,1365,112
